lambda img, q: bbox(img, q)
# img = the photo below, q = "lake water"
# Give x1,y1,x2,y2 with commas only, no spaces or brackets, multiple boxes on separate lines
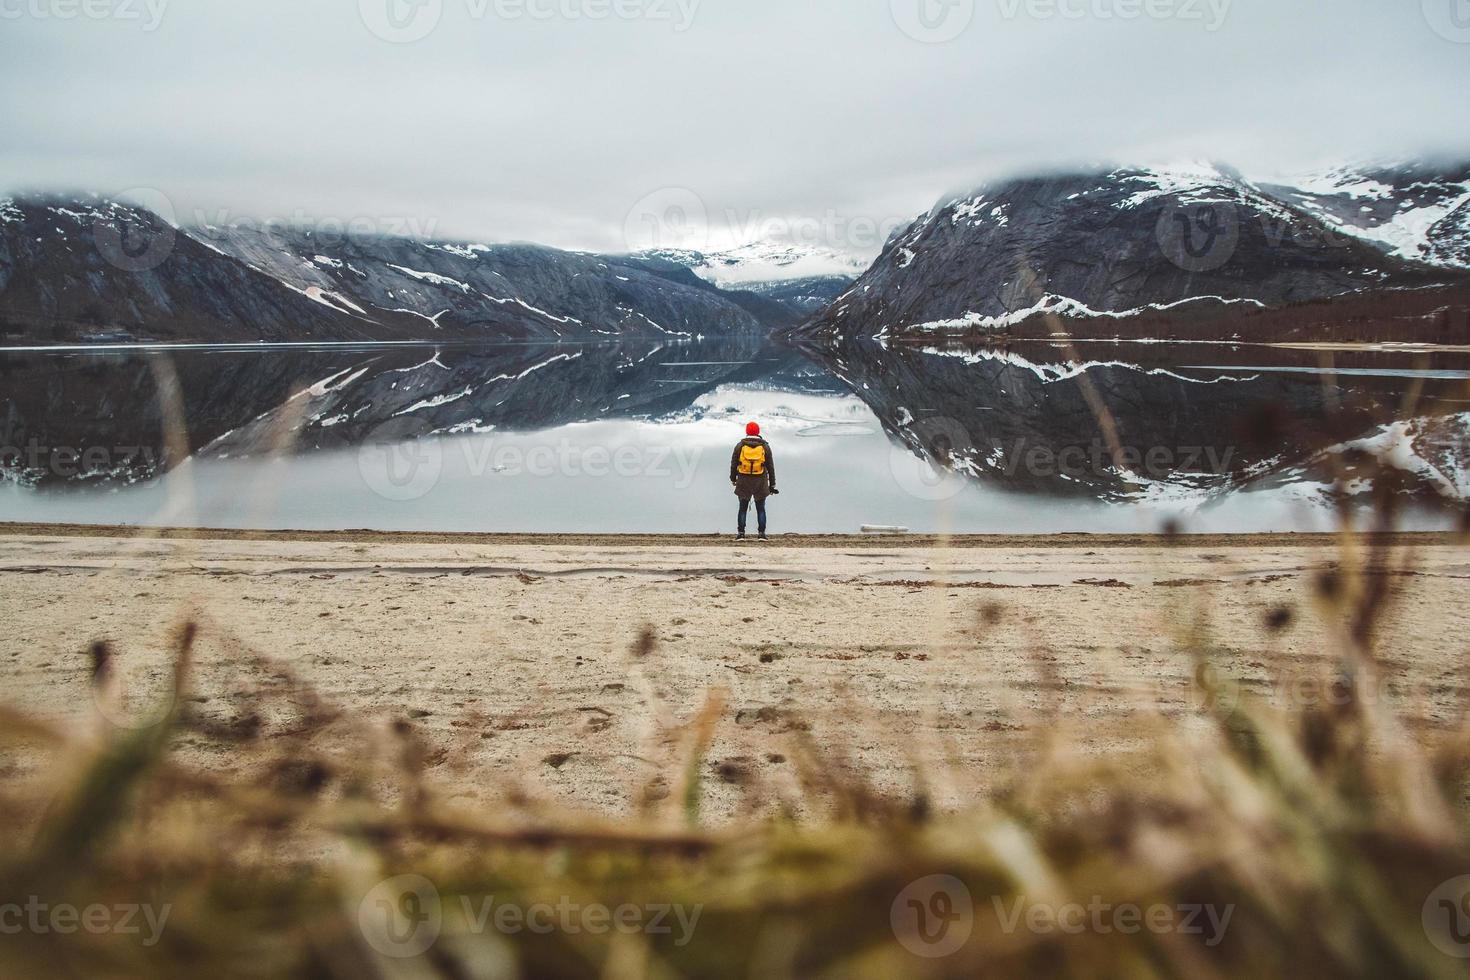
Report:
2,337,1466,534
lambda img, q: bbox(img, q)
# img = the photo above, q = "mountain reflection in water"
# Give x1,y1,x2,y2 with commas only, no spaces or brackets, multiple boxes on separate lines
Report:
1,336,1465,533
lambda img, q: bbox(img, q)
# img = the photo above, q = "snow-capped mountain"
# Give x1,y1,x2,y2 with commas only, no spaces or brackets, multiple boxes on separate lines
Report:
802,162,1470,343
198,222,794,340
0,196,794,345
8,164,1469,348
640,240,868,286
638,241,863,314
1260,162,1470,270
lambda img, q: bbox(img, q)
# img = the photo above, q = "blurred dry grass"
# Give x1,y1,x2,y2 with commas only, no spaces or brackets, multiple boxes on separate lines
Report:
1,504,1469,979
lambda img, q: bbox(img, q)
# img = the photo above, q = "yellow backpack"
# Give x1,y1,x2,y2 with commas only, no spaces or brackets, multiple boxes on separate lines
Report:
738,444,766,476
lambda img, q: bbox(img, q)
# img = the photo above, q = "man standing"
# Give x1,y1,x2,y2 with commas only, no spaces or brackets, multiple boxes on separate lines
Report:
730,421,778,541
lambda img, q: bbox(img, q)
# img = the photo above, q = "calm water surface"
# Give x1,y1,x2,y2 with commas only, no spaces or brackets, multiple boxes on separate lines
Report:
2,337,1466,534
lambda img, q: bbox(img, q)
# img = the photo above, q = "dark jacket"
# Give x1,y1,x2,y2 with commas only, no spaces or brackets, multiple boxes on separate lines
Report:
730,436,775,499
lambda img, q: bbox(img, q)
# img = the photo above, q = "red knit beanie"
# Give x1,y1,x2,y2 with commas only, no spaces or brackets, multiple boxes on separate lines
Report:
746,421,760,436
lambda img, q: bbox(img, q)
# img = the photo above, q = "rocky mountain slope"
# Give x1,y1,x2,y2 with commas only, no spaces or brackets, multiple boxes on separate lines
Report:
730,275,854,315
0,197,792,345
801,163,1470,343
0,198,368,344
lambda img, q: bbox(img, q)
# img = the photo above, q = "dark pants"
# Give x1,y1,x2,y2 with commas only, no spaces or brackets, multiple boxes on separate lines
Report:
738,495,767,535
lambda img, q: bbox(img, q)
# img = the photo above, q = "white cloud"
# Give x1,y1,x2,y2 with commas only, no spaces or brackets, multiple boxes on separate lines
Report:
1,0,1466,258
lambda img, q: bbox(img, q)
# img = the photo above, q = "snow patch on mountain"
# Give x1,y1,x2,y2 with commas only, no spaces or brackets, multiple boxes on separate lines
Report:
1322,411,1470,498
482,351,583,384
47,203,111,225
1263,164,1470,269
948,196,1011,229
305,366,371,398
916,345,1258,385
900,293,1266,336
425,242,492,260
285,283,371,317
1113,161,1241,209
1361,193,1470,265
395,385,475,416
1111,162,1299,223
385,308,451,329
481,292,583,326
640,241,867,287
386,264,472,292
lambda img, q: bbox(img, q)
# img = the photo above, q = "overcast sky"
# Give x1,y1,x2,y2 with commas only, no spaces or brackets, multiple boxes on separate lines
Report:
3,0,1468,255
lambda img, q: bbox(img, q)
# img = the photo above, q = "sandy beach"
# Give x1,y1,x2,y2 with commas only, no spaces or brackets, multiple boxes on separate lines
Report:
2,523,1467,821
